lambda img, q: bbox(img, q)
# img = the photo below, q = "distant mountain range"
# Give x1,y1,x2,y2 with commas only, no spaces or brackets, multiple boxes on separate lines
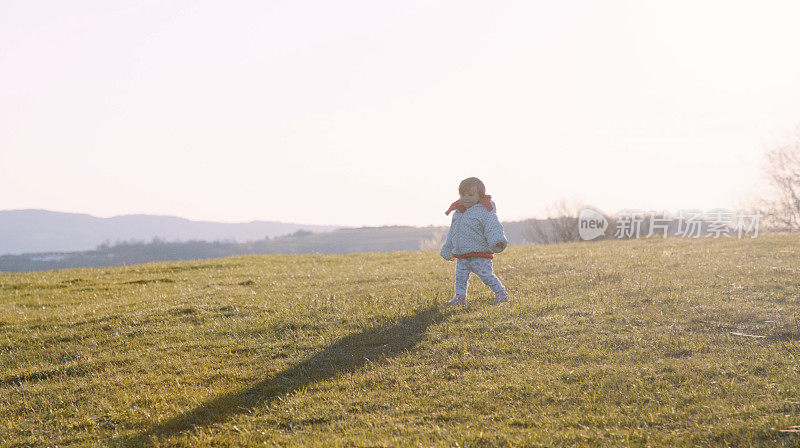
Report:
0,210,343,255
0,209,541,272
0,225,452,272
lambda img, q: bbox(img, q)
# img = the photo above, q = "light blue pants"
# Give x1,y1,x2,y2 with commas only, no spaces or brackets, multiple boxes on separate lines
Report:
454,257,506,297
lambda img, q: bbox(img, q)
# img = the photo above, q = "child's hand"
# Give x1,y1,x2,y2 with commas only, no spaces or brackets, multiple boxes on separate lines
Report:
495,241,506,250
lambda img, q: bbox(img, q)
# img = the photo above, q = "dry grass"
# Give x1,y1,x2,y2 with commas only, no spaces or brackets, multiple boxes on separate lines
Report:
1,233,799,446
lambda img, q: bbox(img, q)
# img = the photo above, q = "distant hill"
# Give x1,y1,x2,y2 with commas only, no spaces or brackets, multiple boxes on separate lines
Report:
0,210,543,272
0,225,450,272
0,210,343,255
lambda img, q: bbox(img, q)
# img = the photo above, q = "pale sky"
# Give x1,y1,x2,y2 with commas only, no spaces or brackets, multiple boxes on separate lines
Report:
2,1,799,227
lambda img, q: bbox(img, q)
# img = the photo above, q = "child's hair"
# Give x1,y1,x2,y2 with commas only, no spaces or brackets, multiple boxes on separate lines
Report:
458,177,486,197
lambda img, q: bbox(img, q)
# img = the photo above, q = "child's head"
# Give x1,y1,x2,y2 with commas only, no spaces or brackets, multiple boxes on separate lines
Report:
458,177,486,208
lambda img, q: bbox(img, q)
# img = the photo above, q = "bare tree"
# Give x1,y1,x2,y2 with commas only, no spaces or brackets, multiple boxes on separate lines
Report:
761,132,800,230
419,228,448,251
523,198,584,244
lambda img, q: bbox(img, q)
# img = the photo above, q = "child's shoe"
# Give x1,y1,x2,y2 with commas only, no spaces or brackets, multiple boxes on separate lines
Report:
447,295,467,306
493,290,510,304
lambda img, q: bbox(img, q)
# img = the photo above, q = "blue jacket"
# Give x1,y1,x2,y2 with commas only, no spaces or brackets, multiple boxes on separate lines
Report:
440,200,508,261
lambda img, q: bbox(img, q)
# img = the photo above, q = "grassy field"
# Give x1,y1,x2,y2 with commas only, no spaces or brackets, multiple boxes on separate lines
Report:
1,233,799,447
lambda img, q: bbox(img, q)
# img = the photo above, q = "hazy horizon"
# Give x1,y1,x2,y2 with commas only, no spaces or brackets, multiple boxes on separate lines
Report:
3,1,799,227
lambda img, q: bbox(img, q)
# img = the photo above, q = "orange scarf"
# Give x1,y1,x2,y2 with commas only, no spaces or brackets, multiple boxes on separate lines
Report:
445,194,493,216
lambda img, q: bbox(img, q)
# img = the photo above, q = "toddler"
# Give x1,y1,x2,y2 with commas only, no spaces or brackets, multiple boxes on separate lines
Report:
441,177,510,305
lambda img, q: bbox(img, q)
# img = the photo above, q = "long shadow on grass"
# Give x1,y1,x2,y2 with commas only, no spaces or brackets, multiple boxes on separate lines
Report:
118,305,448,446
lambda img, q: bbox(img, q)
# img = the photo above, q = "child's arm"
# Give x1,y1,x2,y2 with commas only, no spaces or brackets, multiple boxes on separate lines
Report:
440,215,456,261
482,202,508,253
